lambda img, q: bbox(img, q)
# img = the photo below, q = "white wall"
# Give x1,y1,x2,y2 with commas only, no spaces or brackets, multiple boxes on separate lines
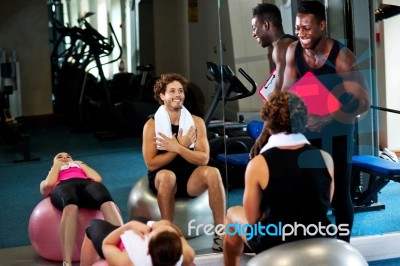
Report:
220,0,272,121
188,0,222,115
153,0,189,77
382,13,400,151
0,0,52,117
228,0,269,114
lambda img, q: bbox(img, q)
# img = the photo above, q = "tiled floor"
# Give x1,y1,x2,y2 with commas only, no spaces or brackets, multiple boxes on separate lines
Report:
0,245,68,266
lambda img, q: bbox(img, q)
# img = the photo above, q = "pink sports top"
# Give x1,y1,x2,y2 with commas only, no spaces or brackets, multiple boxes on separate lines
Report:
54,162,89,187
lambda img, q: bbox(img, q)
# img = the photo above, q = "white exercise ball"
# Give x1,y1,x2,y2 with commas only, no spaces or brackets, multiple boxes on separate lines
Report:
247,238,368,266
127,175,214,238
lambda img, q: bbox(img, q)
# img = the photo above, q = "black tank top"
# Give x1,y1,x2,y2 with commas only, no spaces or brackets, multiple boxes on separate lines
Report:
295,39,342,77
294,39,353,136
260,145,332,227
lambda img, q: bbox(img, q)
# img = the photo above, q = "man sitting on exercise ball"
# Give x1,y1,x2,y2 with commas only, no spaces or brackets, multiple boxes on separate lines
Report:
142,73,226,251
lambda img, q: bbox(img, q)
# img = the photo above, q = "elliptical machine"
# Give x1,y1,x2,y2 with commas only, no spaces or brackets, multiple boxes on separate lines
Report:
51,12,123,135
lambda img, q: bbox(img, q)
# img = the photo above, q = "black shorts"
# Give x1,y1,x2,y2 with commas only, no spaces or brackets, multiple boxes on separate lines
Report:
50,178,114,211
86,217,150,259
148,165,197,198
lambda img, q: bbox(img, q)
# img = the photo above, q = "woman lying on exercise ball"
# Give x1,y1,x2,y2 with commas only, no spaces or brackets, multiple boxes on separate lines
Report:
39,152,123,266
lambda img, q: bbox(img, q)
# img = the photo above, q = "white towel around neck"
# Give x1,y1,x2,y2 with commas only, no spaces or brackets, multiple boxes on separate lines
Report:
120,230,151,266
154,105,195,148
259,132,310,153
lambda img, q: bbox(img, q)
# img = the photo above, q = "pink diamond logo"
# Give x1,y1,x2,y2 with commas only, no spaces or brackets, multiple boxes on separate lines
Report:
289,71,342,116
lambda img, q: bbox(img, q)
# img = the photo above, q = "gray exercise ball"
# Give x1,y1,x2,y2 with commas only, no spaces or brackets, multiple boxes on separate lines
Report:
247,238,368,266
127,175,214,238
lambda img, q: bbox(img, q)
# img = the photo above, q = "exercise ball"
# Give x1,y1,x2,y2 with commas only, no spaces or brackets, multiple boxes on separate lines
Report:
29,197,104,262
247,238,368,266
93,260,108,266
128,175,214,238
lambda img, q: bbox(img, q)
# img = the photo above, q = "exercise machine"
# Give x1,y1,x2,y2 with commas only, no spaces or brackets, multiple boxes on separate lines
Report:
204,61,256,136
204,62,257,189
51,12,122,135
204,62,257,156
50,13,198,139
351,105,400,212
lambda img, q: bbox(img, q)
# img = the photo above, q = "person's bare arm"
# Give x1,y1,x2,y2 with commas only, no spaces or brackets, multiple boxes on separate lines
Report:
155,116,209,166
272,39,296,90
39,161,62,196
180,235,195,266
307,47,370,132
76,162,102,182
103,221,151,266
320,150,335,201
332,47,370,123
250,40,296,159
176,125,197,148
142,118,179,172
281,41,299,92
243,155,269,224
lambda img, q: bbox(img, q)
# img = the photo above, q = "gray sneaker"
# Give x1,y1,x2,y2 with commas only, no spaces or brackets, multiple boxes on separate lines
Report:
212,235,223,251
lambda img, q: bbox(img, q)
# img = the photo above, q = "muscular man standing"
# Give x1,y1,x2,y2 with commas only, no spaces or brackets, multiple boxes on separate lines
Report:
282,0,370,242
250,3,297,157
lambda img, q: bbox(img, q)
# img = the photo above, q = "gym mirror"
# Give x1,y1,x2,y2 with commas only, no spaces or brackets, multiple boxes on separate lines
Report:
218,0,400,261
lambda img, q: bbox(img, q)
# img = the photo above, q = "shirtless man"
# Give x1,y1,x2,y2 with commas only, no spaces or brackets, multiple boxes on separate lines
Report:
250,3,297,158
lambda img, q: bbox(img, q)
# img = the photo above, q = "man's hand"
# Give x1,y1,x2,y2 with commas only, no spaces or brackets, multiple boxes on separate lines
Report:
177,126,196,148
155,132,181,153
307,114,333,132
128,221,151,239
